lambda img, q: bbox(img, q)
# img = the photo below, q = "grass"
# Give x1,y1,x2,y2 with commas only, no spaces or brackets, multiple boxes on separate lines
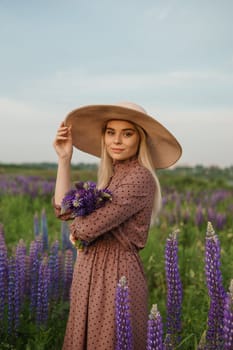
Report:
0,194,61,249
1,163,233,349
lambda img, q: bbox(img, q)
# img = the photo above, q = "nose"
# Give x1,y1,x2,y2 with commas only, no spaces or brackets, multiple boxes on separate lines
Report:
113,133,122,144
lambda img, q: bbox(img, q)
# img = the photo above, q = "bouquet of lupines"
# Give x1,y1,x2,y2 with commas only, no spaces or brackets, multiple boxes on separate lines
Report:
61,181,112,250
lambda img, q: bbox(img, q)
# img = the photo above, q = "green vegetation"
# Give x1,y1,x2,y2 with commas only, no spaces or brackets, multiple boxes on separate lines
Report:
0,162,233,349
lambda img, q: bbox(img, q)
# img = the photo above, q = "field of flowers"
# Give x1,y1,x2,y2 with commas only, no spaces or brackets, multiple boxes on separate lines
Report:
0,163,233,349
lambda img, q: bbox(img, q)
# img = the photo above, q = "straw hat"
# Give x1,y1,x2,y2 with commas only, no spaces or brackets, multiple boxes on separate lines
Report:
64,101,182,169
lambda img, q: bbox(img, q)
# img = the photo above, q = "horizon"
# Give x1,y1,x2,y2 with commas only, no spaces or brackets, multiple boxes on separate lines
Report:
1,160,233,170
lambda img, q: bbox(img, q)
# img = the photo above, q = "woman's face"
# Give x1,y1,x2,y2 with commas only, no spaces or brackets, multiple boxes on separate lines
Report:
104,120,140,161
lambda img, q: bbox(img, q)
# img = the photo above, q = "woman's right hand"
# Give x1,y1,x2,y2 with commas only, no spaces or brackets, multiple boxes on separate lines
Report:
53,122,73,161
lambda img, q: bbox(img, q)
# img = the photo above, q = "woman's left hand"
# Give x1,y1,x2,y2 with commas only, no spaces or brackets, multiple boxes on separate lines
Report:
69,233,76,246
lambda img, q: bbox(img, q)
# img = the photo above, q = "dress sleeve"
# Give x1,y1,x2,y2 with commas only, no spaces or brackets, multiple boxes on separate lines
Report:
70,168,155,242
52,197,73,221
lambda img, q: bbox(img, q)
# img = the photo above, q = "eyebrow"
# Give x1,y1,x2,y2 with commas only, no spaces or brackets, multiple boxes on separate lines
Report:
106,127,136,131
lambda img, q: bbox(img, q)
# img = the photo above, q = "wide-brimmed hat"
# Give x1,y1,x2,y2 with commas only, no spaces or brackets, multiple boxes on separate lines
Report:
64,101,182,169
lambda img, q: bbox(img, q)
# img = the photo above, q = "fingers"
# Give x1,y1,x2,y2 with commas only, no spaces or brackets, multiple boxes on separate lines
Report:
58,122,71,133
55,122,72,140
69,233,76,245
53,122,73,159
60,121,72,130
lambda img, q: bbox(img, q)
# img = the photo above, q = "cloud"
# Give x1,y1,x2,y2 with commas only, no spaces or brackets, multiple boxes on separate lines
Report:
150,107,233,167
149,106,233,123
1,97,56,162
1,97,40,122
144,5,172,21
10,69,231,129
18,70,233,103
0,96,99,164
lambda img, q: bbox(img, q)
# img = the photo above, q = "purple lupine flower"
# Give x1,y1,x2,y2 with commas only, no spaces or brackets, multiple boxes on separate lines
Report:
204,221,226,349
174,195,181,222
24,254,31,297
7,257,15,334
0,249,7,324
207,208,216,227
215,213,226,231
36,256,50,326
0,225,8,323
61,221,73,251
0,224,7,254
147,304,164,350
162,196,167,207
41,209,49,251
182,208,191,224
34,212,40,237
7,256,20,334
0,174,55,197
15,239,27,304
115,276,133,350
63,249,74,301
223,280,233,350
167,211,176,225
164,230,182,349
210,190,230,206
29,237,43,312
185,190,192,203
195,204,205,227
48,240,60,301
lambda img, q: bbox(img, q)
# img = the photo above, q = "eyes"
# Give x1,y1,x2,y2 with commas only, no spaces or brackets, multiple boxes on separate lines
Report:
105,129,136,138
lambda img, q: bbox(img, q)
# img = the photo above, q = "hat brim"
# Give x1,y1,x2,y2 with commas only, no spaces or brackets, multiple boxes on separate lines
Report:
64,104,182,169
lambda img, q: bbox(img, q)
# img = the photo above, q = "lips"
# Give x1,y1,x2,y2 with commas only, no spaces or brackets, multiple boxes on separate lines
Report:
111,148,124,152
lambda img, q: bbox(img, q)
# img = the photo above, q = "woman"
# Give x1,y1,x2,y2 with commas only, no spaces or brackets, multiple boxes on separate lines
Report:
53,101,182,350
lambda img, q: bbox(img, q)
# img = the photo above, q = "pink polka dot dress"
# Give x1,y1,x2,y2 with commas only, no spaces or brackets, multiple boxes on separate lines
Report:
54,159,156,350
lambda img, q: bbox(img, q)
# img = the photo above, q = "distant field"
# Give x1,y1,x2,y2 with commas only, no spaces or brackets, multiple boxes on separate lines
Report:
0,162,98,182
1,163,233,349
1,162,233,186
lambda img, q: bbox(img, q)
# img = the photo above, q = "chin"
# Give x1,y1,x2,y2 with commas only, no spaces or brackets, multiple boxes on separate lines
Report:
111,154,127,161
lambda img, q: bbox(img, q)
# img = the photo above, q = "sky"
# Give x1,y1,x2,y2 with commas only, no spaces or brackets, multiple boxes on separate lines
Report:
1,0,233,168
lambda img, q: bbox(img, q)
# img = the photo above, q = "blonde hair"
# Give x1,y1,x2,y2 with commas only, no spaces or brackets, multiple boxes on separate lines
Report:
97,122,162,223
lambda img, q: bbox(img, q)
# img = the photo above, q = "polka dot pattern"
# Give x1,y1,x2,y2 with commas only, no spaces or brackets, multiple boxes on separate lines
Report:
55,159,156,350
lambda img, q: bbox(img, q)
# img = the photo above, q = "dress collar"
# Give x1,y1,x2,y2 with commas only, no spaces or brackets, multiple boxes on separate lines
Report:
113,157,138,172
